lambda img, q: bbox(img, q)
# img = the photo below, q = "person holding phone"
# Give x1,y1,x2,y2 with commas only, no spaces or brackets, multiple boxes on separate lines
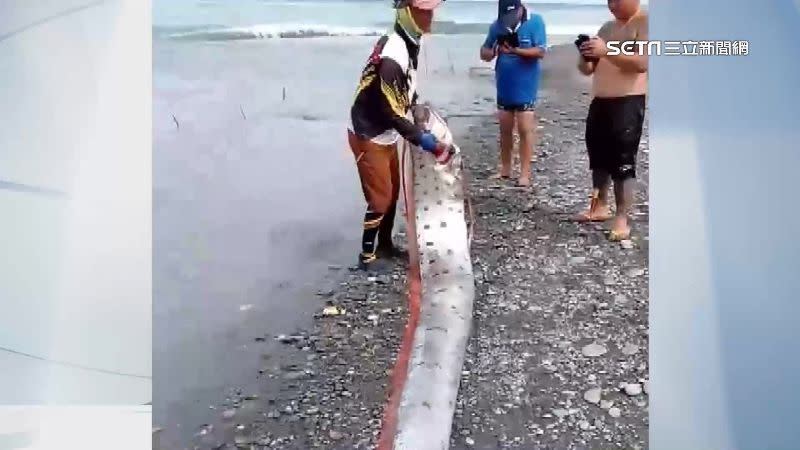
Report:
574,0,647,242
479,0,547,188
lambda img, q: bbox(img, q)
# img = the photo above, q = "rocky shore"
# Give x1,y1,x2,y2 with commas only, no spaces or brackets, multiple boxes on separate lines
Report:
448,86,649,450
171,260,410,450
171,47,649,450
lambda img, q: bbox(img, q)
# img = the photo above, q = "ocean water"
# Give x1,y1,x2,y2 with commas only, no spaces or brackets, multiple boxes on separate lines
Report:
153,0,611,40
153,0,614,138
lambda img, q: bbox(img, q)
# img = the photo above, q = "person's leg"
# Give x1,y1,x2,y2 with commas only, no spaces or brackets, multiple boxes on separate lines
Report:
577,99,613,221
515,108,536,187
608,96,646,240
377,144,407,259
493,106,515,179
610,177,635,239
348,130,394,269
589,169,612,215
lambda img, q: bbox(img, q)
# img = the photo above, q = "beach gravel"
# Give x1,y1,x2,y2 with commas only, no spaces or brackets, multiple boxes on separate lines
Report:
183,47,648,450
247,265,409,449
448,76,649,449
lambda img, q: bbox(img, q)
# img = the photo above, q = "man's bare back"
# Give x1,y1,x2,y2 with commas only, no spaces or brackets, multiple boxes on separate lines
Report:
592,12,648,98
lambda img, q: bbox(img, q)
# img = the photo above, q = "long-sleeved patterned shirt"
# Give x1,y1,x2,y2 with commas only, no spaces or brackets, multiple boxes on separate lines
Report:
350,23,423,146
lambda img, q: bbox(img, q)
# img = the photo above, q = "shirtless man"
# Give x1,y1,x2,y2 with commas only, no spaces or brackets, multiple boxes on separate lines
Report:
576,0,647,241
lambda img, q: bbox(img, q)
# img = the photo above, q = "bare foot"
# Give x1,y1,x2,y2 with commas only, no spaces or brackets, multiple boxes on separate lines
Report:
517,177,531,187
608,217,631,241
575,206,613,222
490,172,511,180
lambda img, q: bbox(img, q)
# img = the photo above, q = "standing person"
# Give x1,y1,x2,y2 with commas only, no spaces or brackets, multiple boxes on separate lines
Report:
576,0,647,241
348,0,452,272
479,0,547,188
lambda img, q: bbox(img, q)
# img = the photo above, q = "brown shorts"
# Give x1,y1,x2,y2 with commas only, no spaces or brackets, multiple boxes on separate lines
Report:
347,130,400,214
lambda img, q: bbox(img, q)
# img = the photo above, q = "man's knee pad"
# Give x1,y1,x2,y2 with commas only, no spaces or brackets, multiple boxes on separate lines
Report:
612,164,637,181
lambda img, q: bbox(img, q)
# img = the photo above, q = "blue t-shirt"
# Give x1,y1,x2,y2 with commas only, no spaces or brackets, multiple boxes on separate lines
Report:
482,13,547,106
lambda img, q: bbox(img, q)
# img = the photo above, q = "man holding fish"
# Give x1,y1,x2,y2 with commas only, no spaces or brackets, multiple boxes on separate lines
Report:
347,0,453,273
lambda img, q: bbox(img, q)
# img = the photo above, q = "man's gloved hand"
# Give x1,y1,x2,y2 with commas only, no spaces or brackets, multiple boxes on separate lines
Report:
419,132,438,152
419,132,454,165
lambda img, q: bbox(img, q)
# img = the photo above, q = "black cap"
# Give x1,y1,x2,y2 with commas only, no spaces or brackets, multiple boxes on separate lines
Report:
498,0,523,30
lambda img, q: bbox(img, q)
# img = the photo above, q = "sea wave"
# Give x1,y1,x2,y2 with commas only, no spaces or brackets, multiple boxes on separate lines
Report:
156,20,600,42
161,24,387,41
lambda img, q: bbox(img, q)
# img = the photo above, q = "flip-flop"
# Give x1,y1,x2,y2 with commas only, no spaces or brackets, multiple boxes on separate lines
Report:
608,227,631,242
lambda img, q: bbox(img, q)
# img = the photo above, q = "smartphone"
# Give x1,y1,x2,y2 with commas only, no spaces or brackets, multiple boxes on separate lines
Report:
498,32,520,49
574,34,591,48
575,34,598,62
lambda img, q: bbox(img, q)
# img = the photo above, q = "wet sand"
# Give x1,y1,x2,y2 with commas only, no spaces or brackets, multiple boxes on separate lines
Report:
152,37,367,447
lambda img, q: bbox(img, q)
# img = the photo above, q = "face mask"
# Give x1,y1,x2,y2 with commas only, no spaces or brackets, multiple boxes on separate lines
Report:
396,6,423,43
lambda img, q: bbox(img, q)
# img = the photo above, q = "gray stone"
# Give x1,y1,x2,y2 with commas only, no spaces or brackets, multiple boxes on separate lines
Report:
329,430,345,440
624,383,643,397
582,343,608,357
283,371,307,381
626,268,646,278
621,343,640,356
583,388,602,405
614,294,629,305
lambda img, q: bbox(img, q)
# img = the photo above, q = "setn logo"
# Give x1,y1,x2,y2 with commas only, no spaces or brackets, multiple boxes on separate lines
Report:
607,40,661,56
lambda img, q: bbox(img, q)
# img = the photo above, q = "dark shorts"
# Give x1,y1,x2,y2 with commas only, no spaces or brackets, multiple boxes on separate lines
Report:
497,102,535,112
585,95,646,180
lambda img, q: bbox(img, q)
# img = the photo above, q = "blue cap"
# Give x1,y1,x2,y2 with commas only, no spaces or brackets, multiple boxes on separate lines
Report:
498,0,523,30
